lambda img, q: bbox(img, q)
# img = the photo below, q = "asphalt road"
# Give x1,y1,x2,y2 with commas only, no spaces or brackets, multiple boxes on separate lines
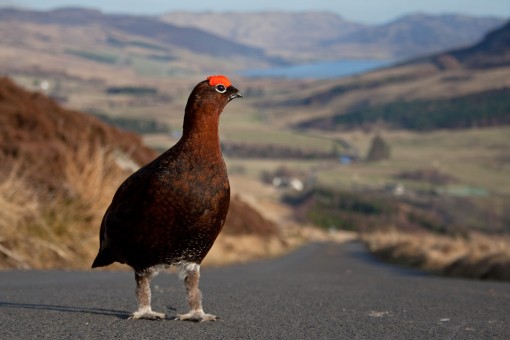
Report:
1,242,509,339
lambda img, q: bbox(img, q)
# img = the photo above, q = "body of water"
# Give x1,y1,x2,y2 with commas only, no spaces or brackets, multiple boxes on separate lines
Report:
239,59,393,79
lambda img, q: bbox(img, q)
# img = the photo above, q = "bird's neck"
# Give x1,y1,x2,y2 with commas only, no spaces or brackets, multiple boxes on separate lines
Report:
181,108,222,157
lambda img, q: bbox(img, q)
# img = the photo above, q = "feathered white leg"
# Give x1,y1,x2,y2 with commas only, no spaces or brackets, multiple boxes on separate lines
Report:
129,270,165,320
176,262,218,322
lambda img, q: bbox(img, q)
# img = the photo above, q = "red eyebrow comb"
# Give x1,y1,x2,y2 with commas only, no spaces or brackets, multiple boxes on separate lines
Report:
207,75,232,87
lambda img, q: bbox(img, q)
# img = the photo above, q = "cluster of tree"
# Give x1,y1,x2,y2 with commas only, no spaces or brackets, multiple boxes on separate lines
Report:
301,88,510,131
281,75,417,108
148,54,177,62
106,86,158,96
90,112,171,135
106,36,167,52
221,142,339,160
395,168,457,185
366,134,391,162
66,49,118,64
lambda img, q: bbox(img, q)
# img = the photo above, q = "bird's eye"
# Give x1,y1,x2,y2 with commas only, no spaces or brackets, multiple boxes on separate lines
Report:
215,84,227,93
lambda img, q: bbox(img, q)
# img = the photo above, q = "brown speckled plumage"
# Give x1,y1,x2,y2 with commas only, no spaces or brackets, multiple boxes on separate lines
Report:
92,76,242,321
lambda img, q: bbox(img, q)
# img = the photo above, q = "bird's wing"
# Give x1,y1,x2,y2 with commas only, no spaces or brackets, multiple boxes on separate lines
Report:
99,167,160,243
93,170,151,267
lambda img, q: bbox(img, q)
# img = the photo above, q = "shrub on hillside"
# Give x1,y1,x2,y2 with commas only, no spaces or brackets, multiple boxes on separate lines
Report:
366,134,391,162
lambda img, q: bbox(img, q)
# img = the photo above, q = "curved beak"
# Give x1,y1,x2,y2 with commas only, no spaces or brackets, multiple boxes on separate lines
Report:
228,86,243,101
230,92,243,101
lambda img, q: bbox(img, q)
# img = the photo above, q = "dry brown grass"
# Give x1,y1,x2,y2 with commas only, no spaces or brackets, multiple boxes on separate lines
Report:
362,229,510,280
0,144,315,270
0,145,126,269
0,167,40,268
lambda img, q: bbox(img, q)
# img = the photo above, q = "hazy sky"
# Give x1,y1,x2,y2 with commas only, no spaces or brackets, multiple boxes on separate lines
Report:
2,0,509,23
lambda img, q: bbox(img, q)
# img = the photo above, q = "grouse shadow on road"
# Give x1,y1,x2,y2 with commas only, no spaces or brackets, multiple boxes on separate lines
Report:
0,301,131,319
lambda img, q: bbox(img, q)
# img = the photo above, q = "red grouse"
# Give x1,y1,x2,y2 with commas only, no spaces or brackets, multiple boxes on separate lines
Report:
92,75,242,321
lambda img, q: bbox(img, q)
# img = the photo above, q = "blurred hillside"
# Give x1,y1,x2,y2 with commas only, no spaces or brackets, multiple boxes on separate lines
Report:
253,21,510,221
0,77,153,193
250,21,510,279
1,7,509,279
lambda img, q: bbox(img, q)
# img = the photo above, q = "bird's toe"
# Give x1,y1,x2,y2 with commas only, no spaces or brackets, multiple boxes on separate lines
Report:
129,310,166,320
201,313,220,322
176,311,219,322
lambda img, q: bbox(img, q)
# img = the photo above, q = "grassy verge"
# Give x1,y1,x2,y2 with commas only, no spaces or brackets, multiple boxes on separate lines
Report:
0,145,125,269
362,230,510,280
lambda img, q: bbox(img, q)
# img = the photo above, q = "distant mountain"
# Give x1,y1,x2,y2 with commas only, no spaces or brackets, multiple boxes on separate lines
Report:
328,14,506,58
0,8,504,70
161,11,506,61
427,20,510,69
0,7,274,62
160,11,364,61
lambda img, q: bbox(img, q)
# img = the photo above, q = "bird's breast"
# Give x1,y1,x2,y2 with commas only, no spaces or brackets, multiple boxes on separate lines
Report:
153,159,230,225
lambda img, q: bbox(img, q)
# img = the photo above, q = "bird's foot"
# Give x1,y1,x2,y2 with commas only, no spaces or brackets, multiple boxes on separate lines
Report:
176,310,219,322
129,309,165,320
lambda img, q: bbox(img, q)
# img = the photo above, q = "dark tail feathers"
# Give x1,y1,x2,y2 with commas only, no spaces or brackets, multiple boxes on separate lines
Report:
91,247,115,268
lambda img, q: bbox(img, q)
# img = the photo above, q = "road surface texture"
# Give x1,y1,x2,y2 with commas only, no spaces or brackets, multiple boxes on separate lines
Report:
1,242,509,339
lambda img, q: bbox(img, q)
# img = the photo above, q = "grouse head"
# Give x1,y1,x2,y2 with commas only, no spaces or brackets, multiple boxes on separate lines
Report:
184,75,242,117
182,75,242,140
